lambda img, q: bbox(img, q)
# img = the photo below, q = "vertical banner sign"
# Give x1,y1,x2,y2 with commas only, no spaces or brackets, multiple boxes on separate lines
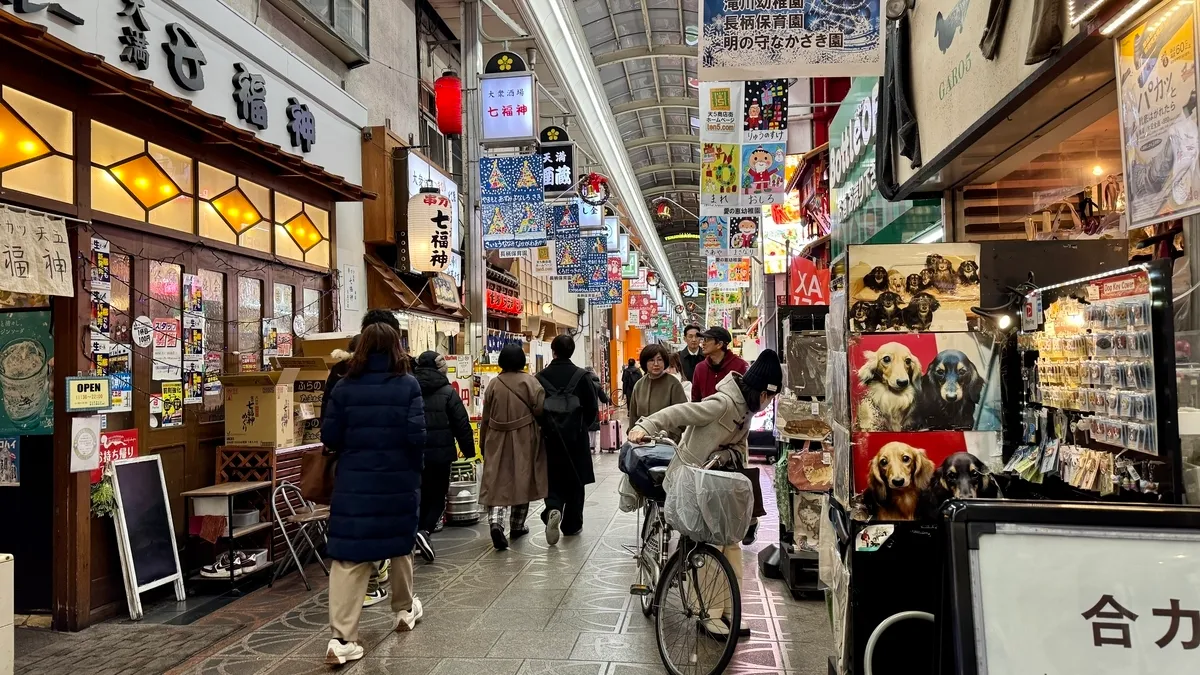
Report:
701,81,789,208
540,124,576,196
607,254,622,282
1116,1,1200,228
604,217,621,252
622,250,640,278
701,206,759,256
578,200,603,234
480,155,546,250
708,258,753,288
550,201,580,238
700,0,885,80
585,235,608,295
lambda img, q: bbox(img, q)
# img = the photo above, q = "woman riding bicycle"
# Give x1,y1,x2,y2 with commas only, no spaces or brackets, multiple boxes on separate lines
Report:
626,348,782,638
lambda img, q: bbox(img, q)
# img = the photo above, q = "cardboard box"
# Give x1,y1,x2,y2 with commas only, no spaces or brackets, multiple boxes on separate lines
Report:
219,369,299,448
296,332,354,359
272,356,338,445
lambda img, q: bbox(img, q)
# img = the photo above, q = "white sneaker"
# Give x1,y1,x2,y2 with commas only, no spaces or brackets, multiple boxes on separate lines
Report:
546,509,562,546
325,639,364,665
393,596,424,632
722,613,751,637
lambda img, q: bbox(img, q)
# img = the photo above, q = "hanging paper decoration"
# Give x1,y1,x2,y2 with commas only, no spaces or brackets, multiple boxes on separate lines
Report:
406,186,453,273
434,71,463,136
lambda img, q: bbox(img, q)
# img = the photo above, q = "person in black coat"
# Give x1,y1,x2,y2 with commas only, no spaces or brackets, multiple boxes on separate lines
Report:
321,324,427,665
412,351,474,561
535,335,599,542
585,366,609,453
622,359,642,407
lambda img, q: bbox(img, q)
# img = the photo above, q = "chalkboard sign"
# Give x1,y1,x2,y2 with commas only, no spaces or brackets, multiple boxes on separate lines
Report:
111,456,184,620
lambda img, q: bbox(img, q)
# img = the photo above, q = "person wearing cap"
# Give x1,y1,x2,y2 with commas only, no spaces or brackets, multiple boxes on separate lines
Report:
626,348,784,639
412,351,475,563
689,326,749,402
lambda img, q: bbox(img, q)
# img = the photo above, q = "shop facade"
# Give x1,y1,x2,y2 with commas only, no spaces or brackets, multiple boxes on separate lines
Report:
0,2,367,628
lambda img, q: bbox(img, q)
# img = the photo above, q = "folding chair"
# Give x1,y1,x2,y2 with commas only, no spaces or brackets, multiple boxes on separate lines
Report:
270,480,330,590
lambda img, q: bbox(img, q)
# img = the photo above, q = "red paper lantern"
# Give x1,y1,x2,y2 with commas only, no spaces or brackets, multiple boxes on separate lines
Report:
434,71,463,137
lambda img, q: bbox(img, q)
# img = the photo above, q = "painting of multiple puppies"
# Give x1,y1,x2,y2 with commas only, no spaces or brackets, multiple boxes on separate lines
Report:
852,432,1002,521
848,244,981,332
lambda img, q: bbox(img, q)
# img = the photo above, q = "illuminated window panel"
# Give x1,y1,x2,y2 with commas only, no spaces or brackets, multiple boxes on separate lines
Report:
274,193,330,268
197,163,271,251
91,122,195,232
0,86,73,203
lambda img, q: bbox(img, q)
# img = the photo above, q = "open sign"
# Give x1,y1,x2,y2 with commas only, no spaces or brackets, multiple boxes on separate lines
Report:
65,376,112,413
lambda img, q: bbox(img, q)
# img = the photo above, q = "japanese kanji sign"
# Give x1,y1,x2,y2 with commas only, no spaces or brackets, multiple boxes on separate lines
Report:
700,0,884,81
480,73,536,144
0,206,74,298
541,142,575,194
480,155,545,250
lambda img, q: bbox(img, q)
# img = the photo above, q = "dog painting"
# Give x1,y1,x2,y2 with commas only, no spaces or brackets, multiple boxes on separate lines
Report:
850,300,879,332
864,442,935,520
848,244,982,332
851,333,1001,432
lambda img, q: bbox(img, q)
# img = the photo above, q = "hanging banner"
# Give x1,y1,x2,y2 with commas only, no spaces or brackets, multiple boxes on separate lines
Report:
0,206,74,298
630,267,649,291
1116,1,1200,228
607,254,622,282
700,0,885,81
788,256,831,306
480,155,546,250
548,201,579,239
708,257,752,288
700,205,759,256
701,142,742,204
533,242,555,276
621,250,640,279
555,236,587,276
701,81,790,207
708,288,744,307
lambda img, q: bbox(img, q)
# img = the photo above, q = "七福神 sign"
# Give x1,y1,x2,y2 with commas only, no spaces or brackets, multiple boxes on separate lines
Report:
480,73,536,145
0,206,73,298
408,152,460,247
699,0,884,81
700,80,789,208
65,376,112,413
480,155,545,250
1115,0,1200,228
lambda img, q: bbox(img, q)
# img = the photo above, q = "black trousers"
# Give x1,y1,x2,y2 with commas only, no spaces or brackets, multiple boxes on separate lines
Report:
542,479,586,534
419,457,453,533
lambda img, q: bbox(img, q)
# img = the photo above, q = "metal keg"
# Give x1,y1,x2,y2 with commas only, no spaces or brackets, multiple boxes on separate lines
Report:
446,460,481,525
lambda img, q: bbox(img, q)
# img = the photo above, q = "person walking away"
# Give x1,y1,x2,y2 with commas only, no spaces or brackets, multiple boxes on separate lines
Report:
412,351,475,562
479,344,548,551
536,335,599,544
667,351,692,402
626,349,783,639
622,358,642,408
690,326,748,402
321,324,427,665
585,366,610,454
628,344,687,442
678,325,704,381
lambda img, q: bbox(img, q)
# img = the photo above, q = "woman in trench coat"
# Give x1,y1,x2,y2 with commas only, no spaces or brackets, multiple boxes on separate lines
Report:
479,344,548,551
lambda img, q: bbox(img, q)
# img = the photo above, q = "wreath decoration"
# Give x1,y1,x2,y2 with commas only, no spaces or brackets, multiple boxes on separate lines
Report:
580,172,611,206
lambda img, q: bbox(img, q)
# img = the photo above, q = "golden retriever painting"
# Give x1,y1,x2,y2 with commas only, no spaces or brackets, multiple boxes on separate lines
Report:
856,342,921,431
865,442,935,520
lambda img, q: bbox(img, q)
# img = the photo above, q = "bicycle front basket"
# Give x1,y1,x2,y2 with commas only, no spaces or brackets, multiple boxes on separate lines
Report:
664,464,754,546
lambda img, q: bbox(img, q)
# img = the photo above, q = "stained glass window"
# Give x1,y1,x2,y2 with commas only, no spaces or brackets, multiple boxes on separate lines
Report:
0,86,74,203
91,121,194,233
198,163,271,252
274,192,330,268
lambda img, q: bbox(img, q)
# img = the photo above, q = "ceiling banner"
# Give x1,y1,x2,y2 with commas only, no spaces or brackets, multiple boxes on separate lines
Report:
480,155,546,250
699,0,885,81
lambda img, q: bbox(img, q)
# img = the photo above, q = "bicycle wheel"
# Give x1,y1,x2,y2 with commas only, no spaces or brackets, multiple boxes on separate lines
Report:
653,542,741,675
637,514,664,617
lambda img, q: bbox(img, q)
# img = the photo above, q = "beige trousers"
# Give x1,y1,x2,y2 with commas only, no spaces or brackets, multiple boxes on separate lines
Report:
696,543,744,619
329,555,414,642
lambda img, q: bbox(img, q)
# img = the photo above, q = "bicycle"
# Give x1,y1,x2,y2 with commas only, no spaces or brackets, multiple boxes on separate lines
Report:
627,469,672,618
611,388,627,408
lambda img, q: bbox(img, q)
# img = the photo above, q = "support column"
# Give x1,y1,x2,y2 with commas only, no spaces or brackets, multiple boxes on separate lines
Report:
462,0,487,360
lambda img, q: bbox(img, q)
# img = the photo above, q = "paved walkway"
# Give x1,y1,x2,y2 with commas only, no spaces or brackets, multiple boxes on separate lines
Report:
17,453,832,674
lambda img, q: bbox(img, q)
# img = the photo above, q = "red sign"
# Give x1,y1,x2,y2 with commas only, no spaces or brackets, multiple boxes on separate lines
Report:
788,256,830,306
91,429,138,483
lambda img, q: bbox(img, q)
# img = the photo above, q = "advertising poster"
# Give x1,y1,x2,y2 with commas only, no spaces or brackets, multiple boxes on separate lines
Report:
621,250,639,279
1116,0,1200,227
0,310,52,435
707,258,752,288
151,317,182,380
91,429,138,484
480,155,546,250
69,415,101,475
700,0,885,80
104,344,132,413
847,243,981,332
183,370,203,405
90,289,110,335
0,436,17,487
160,381,184,428
90,237,110,289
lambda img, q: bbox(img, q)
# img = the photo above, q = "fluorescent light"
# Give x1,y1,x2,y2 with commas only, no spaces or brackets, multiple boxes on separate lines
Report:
913,227,943,244
1101,0,1156,36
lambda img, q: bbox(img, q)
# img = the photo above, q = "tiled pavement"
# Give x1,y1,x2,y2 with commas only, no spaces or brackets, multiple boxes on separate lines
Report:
17,453,832,674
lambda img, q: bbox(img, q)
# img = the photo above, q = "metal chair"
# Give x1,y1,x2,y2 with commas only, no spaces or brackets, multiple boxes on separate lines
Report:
270,480,330,590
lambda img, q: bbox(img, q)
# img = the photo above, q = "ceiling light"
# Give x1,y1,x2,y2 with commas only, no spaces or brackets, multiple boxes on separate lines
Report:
1101,0,1156,35
1092,164,1104,176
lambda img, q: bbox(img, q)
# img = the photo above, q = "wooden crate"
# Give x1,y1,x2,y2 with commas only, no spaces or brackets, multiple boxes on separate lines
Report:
216,443,323,566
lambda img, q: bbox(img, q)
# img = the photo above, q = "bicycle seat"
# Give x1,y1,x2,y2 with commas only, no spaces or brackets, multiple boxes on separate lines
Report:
648,466,668,485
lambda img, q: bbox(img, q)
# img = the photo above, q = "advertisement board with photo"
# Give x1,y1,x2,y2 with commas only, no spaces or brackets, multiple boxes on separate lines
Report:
0,311,53,435
847,244,981,332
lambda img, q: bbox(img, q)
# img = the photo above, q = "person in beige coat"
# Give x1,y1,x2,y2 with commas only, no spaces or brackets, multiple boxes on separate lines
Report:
479,344,548,551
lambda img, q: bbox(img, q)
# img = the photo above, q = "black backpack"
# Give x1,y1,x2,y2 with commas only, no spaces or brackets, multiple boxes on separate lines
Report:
537,368,585,442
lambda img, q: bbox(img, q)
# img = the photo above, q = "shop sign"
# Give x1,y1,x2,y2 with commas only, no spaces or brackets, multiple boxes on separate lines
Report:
65,376,111,413
90,428,138,484
787,256,830,306
407,153,460,248
431,274,460,310
630,266,649,291
621,250,639,279
0,206,73,298
1115,0,1200,228
699,0,884,81
541,143,575,194
480,155,546,250
480,73,537,145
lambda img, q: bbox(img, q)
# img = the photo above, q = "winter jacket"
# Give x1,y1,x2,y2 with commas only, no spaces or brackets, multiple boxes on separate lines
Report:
321,353,426,562
414,365,475,465
587,371,609,432
320,349,352,422
622,365,642,401
632,372,752,479
628,372,687,442
679,347,704,382
479,372,548,506
691,351,748,402
537,358,599,488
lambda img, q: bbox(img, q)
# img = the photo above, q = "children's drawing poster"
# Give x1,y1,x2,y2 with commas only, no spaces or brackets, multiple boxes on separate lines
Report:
480,155,545,250
700,215,727,254
741,143,787,204
701,143,741,203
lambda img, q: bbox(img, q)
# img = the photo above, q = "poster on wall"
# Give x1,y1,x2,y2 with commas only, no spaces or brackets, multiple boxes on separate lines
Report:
151,317,182,380
0,310,52,435
849,332,1002,432
700,0,885,81
847,244,981,332
0,436,17,487
480,155,546,250
69,415,101,475
103,344,132,413
0,206,74,298
90,429,138,484
160,381,184,428
90,238,111,290
1116,0,1200,227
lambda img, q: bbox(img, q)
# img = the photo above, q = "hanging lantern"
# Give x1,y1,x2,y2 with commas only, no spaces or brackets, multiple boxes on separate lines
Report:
434,71,463,137
654,202,672,222
407,185,452,273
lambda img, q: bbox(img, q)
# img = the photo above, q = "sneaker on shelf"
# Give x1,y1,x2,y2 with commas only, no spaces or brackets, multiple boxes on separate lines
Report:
325,639,364,665
415,530,436,563
490,524,509,551
393,596,424,632
363,586,389,607
231,551,257,573
376,559,390,584
545,509,562,546
200,551,254,578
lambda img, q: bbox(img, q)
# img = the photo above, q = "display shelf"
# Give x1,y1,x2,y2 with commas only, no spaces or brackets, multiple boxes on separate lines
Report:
231,521,272,539
188,560,274,584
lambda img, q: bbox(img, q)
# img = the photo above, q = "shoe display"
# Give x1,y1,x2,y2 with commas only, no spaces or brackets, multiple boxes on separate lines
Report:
491,524,509,551
415,530,436,562
325,639,364,665
393,596,424,632
376,559,390,584
363,586,389,607
545,509,562,546
199,551,255,578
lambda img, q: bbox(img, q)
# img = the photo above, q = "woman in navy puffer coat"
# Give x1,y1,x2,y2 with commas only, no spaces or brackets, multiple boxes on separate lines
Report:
321,323,427,665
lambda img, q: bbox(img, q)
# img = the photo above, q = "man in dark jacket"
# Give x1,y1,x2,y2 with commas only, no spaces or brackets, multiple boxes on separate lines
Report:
585,366,609,453
536,335,599,543
691,326,748,402
621,359,642,407
679,324,704,381
412,351,474,562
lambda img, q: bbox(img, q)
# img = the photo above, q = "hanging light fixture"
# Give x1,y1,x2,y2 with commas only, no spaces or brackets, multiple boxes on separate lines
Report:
407,184,452,273
434,71,463,137
654,201,672,222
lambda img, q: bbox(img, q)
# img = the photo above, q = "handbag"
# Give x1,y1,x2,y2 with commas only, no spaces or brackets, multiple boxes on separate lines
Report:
300,448,337,505
734,466,768,518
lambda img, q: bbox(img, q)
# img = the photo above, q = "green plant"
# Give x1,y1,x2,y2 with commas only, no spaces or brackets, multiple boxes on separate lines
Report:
91,476,116,518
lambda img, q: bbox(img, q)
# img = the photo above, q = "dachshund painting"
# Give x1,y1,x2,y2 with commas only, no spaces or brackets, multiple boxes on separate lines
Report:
925,254,944,271
957,260,980,285
919,268,934,289
904,273,927,296
922,452,1001,518
865,442,935,520
902,292,940,331
932,257,957,293
850,300,879,332
864,265,890,292
875,291,905,330
856,342,921,431
888,269,905,295
911,349,985,430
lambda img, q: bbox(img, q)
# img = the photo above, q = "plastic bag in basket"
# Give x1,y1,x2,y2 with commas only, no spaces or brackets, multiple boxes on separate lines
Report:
664,464,755,546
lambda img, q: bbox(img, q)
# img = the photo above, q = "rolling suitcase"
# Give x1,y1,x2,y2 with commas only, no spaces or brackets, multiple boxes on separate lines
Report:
600,420,616,453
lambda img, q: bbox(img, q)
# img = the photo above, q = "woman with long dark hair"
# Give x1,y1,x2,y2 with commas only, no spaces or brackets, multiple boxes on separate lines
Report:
321,323,427,665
